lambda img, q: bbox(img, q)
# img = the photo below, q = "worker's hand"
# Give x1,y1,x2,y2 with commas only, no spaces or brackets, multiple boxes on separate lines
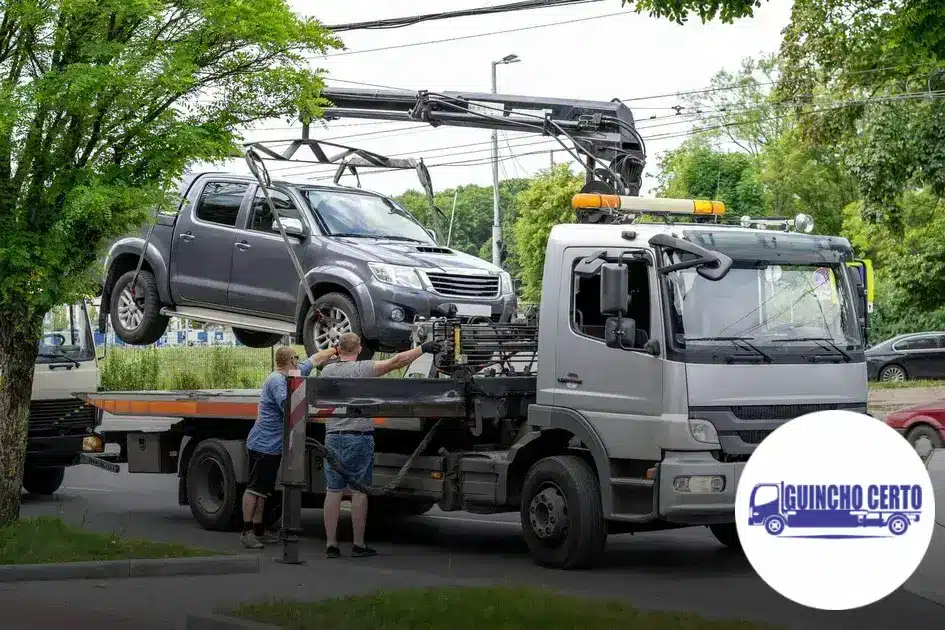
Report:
420,340,442,354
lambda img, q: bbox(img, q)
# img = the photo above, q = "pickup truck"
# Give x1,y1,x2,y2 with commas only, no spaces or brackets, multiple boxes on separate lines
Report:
98,172,517,358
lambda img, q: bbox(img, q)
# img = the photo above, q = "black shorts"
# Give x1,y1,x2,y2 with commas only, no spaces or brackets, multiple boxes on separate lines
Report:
246,449,281,498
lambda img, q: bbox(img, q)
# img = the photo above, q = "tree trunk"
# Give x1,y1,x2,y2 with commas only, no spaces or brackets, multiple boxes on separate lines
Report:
0,305,42,526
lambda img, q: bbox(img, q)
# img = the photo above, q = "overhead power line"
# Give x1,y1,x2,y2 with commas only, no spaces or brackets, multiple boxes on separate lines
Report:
323,0,604,32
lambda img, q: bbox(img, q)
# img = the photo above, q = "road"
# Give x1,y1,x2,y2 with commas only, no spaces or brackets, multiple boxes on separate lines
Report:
10,414,945,629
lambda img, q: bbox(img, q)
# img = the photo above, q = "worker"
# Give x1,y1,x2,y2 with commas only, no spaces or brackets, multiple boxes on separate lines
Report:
319,331,441,558
240,345,339,550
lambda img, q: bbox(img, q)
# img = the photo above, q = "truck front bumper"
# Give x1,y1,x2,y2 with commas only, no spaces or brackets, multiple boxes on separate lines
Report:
26,432,106,468
657,450,744,525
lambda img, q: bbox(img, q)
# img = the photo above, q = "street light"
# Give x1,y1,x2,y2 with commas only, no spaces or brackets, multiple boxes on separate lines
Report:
491,54,520,268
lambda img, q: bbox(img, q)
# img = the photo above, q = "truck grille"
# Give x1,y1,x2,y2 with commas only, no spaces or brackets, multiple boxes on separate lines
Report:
736,429,773,444
29,398,96,435
427,272,499,298
730,403,860,420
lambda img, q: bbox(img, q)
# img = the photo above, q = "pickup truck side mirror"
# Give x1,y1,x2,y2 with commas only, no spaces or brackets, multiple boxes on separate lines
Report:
273,217,306,238
599,262,629,316
427,228,437,242
605,317,636,349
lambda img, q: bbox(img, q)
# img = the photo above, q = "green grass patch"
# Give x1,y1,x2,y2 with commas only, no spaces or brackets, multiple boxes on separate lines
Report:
869,379,944,389
0,517,223,565
229,586,781,630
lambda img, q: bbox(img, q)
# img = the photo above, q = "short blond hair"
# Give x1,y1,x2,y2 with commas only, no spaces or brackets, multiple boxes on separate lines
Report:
274,346,298,368
338,332,361,355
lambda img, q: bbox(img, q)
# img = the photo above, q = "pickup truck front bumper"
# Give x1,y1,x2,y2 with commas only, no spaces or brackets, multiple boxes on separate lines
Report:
657,450,744,525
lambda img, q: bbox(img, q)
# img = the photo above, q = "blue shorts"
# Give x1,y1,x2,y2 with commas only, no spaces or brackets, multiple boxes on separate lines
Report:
324,432,374,492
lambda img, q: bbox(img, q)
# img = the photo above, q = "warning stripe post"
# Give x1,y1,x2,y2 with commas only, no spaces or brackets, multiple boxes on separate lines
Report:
277,374,307,565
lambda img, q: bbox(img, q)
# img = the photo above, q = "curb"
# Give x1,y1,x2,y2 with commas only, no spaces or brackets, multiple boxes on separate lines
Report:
0,554,259,583
182,613,282,630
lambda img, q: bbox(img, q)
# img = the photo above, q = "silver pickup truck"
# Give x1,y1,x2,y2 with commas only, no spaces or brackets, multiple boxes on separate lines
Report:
97,172,517,358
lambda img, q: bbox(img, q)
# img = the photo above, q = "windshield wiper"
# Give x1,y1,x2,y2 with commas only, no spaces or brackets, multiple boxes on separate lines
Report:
373,235,425,243
770,337,852,363
328,232,375,239
682,336,772,363
37,352,80,367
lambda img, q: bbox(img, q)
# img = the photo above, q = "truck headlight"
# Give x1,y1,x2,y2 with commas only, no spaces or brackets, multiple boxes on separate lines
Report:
499,271,514,295
368,263,424,291
688,418,720,445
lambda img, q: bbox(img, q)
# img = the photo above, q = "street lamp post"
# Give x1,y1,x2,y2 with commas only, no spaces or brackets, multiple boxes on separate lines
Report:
491,53,519,268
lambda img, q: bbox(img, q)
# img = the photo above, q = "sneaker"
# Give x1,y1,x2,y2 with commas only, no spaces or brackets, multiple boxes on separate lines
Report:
240,531,264,550
325,545,341,558
257,532,280,544
350,544,377,558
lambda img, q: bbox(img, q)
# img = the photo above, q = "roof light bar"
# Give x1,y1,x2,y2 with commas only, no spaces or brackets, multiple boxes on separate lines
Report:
740,213,815,233
571,194,725,216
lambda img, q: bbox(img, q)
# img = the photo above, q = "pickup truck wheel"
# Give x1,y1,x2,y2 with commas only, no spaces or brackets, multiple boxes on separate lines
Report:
110,270,169,345
303,293,374,360
22,465,65,495
233,328,283,348
186,439,242,531
709,523,742,552
520,455,606,570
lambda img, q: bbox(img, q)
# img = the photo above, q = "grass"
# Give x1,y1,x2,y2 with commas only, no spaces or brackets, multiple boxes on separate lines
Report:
0,516,222,565
229,586,781,630
869,379,945,390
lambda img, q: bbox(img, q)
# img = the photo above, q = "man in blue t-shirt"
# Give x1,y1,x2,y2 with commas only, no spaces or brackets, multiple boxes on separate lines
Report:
241,345,338,549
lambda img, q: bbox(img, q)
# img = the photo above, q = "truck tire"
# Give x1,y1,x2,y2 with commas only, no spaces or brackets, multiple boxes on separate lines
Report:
709,523,742,552
22,466,65,495
110,269,169,345
233,327,283,348
186,439,242,531
520,455,606,570
302,292,374,360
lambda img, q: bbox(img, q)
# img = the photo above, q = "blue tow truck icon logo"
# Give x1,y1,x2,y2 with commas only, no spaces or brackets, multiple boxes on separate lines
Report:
747,482,923,538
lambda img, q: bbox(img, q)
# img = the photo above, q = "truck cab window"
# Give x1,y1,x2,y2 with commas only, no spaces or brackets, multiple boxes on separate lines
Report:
195,182,248,227
571,259,650,343
248,188,302,233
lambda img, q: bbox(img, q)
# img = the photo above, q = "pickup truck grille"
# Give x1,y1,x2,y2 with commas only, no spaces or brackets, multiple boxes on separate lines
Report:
427,272,499,298
29,398,97,435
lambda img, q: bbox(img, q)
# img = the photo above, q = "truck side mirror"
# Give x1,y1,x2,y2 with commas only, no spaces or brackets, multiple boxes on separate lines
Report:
599,262,629,316
605,317,636,349
273,217,306,238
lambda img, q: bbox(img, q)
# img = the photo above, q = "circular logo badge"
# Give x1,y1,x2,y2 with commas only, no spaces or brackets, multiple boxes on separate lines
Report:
735,409,935,610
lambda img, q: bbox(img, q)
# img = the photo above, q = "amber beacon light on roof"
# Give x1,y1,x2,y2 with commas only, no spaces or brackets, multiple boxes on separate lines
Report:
571,194,726,217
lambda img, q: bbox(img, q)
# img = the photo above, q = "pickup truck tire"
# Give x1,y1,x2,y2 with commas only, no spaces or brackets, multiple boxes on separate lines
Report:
110,269,169,345
520,455,606,570
709,523,742,552
303,292,374,360
21,465,65,495
233,328,283,348
186,439,242,531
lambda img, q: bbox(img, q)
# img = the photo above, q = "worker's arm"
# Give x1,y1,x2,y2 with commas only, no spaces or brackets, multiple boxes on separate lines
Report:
299,347,338,377
372,340,440,377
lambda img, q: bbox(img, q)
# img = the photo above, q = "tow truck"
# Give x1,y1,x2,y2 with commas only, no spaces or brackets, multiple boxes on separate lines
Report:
74,88,875,569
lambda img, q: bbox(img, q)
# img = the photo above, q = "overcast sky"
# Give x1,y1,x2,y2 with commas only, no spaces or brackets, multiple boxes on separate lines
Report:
191,1,793,197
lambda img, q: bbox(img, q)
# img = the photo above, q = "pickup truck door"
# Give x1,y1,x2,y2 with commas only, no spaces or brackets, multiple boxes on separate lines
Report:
171,179,250,306
227,186,310,318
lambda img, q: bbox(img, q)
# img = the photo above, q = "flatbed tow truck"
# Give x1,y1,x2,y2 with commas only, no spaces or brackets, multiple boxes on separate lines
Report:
77,89,875,569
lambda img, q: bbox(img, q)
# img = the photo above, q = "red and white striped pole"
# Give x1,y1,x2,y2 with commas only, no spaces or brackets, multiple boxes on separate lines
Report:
277,373,308,565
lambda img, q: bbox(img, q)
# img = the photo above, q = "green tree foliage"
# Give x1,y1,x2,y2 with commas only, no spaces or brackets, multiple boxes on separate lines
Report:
623,0,767,24
0,0,341,524
513,165,585,303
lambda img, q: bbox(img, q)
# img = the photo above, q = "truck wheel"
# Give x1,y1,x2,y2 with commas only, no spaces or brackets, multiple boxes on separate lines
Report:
110,269,169,345
22,466,65,495
764,515,786,536
520,455,606,570
233,327,283,348
303,292,374,360
709,523,742,551
888,514,910,535
186,439,242,531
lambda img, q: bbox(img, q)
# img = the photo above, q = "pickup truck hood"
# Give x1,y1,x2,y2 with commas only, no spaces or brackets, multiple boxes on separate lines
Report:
334,237,502,272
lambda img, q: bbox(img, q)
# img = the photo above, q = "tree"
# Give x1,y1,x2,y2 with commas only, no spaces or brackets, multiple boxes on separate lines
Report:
623,0,768,24
0,1,341,524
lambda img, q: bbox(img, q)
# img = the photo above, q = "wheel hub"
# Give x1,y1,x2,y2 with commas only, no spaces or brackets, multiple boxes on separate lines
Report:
195,457,225,515
528,486,568,540
314,308,352,350
117,286,145,331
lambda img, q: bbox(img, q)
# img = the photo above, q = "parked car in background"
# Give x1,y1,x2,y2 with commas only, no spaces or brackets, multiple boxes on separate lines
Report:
885,398,945,452
866,331,945,382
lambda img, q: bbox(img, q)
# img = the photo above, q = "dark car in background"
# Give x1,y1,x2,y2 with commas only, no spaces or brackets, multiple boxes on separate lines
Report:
866,331,945,382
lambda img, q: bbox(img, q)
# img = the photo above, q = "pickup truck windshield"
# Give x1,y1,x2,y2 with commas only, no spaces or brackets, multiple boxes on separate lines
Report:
37,302,95,364
303,189,433,244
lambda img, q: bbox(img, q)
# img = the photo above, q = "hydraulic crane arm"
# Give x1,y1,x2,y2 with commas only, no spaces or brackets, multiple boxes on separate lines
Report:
319,87,647,198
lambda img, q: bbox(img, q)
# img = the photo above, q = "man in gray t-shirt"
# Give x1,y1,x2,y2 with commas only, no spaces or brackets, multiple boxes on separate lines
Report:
319,332,440,558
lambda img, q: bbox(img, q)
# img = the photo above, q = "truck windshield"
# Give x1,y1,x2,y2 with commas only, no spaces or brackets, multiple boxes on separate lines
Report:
37,302,95,364
303,189,433,244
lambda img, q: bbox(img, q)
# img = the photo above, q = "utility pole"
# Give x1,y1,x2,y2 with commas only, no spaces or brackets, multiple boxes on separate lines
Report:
491,54,519,268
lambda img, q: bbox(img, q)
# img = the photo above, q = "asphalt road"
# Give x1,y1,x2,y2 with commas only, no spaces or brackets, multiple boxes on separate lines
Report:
14,414,945,629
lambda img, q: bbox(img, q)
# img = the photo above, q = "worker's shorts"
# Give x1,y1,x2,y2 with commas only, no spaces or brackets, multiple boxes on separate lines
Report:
246,449,281,498
324,432,374,492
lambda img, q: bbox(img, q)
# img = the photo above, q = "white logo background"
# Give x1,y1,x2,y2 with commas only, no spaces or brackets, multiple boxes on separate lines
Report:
735,409,935,610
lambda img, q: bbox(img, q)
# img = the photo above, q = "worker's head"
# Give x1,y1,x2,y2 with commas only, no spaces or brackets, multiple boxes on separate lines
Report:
274,346,300,370
337,332,361,359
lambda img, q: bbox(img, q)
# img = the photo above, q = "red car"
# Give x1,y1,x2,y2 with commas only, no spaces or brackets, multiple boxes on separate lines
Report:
885,399,945,452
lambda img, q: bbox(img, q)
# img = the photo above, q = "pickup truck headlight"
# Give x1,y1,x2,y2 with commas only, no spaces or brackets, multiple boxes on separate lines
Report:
688,418,720,445
499,271,514,295
368,263,424,291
